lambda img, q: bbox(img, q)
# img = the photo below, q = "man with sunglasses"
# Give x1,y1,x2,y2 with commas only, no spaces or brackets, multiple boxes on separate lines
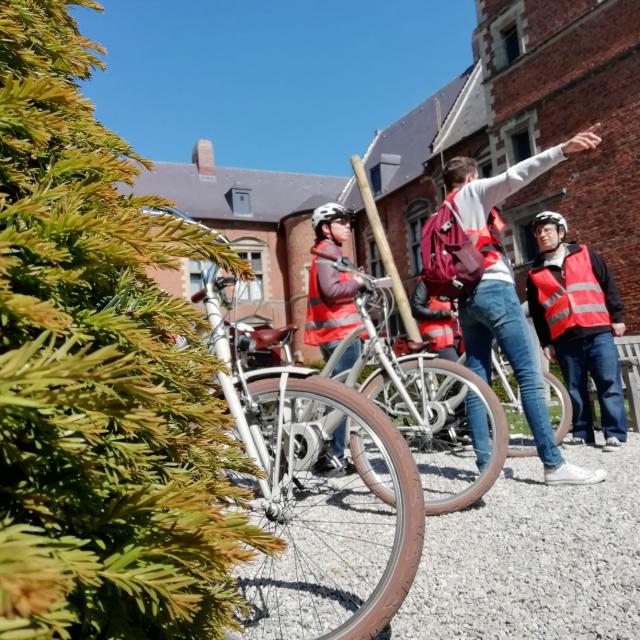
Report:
305,202,364,475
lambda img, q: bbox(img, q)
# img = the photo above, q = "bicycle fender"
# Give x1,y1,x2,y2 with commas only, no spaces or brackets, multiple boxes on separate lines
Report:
239,365,318,384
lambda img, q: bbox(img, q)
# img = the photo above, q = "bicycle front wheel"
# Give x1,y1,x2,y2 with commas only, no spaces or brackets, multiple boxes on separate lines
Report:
356,357,508,516
505,370,573,457
238,375,425,640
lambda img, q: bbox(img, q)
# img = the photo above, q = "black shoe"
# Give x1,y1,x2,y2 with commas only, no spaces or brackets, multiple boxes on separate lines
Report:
312,454,338,475
342,457,357,476
312,454,355,477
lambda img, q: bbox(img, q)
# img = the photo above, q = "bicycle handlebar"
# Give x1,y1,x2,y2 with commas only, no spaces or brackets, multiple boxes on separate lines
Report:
191,276,239,304
310,247,392,292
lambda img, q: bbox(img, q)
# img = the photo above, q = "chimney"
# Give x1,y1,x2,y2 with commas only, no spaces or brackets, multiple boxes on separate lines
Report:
192,139,216,178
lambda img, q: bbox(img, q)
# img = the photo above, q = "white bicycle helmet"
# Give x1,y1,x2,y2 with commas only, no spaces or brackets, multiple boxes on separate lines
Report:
311,202,351,230
532,211,568,234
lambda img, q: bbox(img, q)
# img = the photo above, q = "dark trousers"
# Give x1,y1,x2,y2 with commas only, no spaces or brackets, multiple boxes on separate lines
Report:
554,331,627,443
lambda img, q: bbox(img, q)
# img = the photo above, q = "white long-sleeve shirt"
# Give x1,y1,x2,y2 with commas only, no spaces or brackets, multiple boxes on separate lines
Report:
453,144,567,283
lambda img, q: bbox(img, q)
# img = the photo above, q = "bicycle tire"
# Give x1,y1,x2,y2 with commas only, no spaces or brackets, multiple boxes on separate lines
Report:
238,375,425,640
354,357,508,516
506,370,573,457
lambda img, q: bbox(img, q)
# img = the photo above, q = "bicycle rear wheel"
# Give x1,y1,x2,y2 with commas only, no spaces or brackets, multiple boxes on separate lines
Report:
355,357,508,516
505,370,573,457
239,376,425,640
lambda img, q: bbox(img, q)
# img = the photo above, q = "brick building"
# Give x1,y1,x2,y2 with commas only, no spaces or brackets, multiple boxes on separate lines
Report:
130,0,640,361
348,0,640,331
121,139,348,360
472,0,640,324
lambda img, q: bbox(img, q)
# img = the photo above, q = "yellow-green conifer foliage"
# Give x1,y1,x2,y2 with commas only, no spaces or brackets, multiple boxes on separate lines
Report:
0,2,282,638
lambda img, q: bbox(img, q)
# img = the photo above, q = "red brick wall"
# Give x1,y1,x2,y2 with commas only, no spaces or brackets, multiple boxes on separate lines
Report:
484,0,640,330
489,0,640,123
354,179,437,283
283,213,317,362
147,219,291,331
524,0,592,49
478,0,516,20
147,261,186,299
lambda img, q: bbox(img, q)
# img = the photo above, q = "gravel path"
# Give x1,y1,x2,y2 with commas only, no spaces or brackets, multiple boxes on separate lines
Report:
389,431,640,639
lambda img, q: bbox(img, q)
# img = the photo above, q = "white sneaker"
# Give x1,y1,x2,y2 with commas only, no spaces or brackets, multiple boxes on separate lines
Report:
602,437,622,452
544,462,607,486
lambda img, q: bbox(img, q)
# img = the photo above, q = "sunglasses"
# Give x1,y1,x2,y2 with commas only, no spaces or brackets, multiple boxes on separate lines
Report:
331,218,352,228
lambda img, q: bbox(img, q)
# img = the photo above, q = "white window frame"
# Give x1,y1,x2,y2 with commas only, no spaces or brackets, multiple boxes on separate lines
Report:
231,237,268,302
366,236,384,278
188,259,204,296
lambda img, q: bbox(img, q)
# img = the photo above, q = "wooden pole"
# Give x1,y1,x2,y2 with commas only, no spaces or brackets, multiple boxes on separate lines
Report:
351,155,423,343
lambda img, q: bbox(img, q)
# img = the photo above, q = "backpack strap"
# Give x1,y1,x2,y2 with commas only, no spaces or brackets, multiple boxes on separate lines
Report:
441,200,469,234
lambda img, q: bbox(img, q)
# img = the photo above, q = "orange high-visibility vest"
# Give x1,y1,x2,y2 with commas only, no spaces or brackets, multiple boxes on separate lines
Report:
447,192,507,269
304,242,363,346
529,244,611,341
418,297,455,350
467,208,506,269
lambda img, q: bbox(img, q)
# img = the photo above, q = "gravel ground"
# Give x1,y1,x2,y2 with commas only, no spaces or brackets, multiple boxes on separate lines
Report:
389,431,640,640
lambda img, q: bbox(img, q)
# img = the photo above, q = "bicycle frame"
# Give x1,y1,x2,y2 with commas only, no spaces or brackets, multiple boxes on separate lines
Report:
200,263,351,508
458,347,523,410
316,272,464,432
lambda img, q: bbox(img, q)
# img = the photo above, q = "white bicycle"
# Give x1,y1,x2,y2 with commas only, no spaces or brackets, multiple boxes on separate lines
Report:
154,207,425,640
458,347,572,457
311,248,509,515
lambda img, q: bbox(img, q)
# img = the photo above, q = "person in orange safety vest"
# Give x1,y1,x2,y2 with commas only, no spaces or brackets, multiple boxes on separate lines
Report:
304,202,364,475
527,211,627,451
410,276,459,362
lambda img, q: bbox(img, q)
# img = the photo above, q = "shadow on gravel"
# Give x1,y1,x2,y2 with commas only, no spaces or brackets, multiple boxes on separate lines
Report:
505,474,545,486
237,576,368,628
325,486,397,516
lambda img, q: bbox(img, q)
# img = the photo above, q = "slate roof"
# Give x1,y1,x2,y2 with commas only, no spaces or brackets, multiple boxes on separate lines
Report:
431,62,487,154
342,63,480,210
120,162,348,224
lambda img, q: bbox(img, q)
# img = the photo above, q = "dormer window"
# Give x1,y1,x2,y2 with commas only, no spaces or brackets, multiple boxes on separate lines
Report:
370,165,382,195
370,154,401,196
226,186,252,216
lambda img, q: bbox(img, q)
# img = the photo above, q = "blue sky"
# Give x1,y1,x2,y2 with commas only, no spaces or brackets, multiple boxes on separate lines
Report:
74,1,478,177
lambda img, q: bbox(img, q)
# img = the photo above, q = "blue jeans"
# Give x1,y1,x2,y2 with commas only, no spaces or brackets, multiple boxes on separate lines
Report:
459,280,564,469
319,339,362,458
554,331,627,444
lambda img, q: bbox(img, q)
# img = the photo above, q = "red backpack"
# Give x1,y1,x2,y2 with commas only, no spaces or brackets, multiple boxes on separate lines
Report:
420,199,485,299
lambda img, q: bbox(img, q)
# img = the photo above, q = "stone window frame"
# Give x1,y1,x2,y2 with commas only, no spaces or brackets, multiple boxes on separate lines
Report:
497,110,540,168
489,1,527,71
365,235,384,278
475,144,493,178
405,198,432,276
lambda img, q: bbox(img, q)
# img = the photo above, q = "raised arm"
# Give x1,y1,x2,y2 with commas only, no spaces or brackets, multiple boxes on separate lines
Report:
463,124,603,212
